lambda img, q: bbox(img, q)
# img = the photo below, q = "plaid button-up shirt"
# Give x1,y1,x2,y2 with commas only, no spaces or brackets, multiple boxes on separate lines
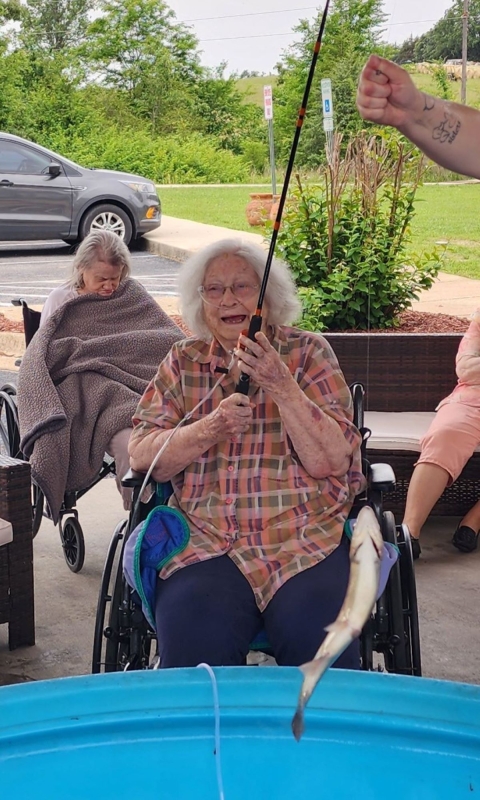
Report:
131,326,364,611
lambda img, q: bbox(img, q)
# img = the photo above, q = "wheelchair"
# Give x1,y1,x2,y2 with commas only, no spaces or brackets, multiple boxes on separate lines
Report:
92,383,422,678
0,299,116,573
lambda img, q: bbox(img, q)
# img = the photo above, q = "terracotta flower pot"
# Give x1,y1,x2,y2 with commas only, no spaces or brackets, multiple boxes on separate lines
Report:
245,193,277,227
269,195,281,221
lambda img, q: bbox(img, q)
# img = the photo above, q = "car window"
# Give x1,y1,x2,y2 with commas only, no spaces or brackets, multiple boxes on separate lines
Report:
0,141,56,175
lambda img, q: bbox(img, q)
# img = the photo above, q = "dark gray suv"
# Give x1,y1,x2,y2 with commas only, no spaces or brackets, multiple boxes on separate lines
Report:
0,132,161,245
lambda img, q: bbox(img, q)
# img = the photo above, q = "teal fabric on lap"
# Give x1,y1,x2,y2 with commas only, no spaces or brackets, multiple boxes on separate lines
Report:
123,505,190,630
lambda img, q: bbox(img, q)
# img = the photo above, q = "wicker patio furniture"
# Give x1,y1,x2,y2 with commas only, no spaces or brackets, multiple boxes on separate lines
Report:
0,454,35,650
324,332,479,517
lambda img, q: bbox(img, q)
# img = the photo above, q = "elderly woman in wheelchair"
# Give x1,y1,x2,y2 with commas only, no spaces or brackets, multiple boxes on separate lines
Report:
123,237,388,670
1,230,183,572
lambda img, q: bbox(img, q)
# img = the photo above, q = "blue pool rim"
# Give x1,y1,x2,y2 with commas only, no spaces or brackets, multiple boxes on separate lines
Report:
1,667,480,800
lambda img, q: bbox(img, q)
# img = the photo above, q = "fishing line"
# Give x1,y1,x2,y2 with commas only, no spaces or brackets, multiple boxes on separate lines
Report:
131,354,236,521
197,663,225,800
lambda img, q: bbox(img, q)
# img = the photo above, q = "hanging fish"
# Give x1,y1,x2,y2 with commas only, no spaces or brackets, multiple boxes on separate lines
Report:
292,504,383,741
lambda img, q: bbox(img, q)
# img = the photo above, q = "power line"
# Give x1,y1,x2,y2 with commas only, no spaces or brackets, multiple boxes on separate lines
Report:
181,6,318,24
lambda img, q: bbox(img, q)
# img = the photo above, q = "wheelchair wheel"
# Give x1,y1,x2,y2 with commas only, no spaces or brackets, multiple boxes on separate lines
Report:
59,515,85,573
375,510,419,676
0,383,21,458
397,523,422,677
92,519,127,673
92,519,154,673
32,483,45,538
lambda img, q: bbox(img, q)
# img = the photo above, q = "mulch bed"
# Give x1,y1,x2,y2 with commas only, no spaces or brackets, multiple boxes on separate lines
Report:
0,309,470,336
338,310,470,334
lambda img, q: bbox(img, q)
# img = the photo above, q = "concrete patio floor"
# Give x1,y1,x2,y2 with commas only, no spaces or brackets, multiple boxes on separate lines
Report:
0,478,478,686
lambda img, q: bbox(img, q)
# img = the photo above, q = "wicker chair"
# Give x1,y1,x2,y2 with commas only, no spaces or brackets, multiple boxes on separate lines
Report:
0,454,35,650
323,332,479,518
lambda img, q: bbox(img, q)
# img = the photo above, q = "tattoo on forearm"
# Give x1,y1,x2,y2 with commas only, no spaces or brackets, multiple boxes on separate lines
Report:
432,111,461,145
423,94,435,111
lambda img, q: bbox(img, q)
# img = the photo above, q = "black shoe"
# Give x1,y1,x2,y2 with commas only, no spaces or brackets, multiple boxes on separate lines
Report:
411,537,422,560
452,525,479,554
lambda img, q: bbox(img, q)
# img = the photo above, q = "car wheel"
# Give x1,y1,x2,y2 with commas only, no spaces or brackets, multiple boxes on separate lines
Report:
80,204,133,245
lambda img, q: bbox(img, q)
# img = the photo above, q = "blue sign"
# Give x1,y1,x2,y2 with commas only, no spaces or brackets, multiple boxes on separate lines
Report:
324,100,330,113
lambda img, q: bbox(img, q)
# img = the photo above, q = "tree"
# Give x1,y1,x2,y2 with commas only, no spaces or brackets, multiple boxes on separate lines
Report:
273,0,390,166
0,0,21,23
410,0,480,62
393,35,419,64
82,0,200,133
19,0,97,52
193,65,264,153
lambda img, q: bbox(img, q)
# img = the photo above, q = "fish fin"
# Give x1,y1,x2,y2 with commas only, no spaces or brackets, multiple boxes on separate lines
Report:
324,619,361,638
299,656,331,684
324,619,348,634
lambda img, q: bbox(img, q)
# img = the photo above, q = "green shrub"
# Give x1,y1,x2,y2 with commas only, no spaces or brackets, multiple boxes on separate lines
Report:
43,127,250,184
275,132,443,331
241,140,269,174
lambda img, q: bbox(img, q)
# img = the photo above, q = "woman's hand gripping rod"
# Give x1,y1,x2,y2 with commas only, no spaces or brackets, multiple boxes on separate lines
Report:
235,0,331,395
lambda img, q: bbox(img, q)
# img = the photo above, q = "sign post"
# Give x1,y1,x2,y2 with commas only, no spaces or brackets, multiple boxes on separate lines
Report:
263,85,277,196
320,78,334,164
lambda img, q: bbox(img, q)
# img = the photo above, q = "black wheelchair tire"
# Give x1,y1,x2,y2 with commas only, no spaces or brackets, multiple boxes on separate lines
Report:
104,547,129,672
0,383,21,458
397,523,422,677
32,484,44,538
59,516,85,573
92,520,127,673
381,510,412,675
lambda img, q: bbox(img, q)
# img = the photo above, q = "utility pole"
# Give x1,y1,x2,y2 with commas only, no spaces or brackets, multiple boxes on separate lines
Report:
461,0,469,104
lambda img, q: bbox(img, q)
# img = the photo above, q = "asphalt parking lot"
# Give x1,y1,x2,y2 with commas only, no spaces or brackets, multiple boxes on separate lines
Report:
0,239,180,306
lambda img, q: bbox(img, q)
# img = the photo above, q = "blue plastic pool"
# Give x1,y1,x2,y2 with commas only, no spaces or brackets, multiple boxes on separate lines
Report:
1,667,479,799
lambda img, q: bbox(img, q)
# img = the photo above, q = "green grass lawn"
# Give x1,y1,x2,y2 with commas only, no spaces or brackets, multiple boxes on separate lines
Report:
160,183,480,279
411,184,480,278
161,186,268,233
235,75,277,105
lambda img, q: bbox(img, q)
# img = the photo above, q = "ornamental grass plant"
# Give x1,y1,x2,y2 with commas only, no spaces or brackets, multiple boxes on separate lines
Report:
275,132,443,331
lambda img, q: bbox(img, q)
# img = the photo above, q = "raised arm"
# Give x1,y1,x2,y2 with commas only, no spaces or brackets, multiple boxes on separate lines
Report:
357,54,480,179
235,331,356,479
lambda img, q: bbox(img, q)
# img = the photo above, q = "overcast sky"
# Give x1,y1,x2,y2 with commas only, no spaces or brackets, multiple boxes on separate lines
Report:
166,0,454,75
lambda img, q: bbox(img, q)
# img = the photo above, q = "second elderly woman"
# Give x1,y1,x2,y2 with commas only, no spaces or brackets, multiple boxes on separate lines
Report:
129,238,364,668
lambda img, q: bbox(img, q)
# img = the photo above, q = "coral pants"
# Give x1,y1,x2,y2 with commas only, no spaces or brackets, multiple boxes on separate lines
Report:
416,402,480,485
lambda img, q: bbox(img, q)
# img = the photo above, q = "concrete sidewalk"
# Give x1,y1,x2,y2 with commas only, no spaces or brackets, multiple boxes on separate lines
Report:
1,479,479,685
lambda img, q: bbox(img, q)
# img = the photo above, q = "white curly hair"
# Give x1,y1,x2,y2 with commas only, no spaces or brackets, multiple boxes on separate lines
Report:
177,238,302,339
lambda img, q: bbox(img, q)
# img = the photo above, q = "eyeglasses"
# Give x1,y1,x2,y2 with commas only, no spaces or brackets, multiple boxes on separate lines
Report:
198,282,259,306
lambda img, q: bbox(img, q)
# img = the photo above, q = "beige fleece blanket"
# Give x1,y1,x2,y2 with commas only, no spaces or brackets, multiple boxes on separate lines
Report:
17,278,183,523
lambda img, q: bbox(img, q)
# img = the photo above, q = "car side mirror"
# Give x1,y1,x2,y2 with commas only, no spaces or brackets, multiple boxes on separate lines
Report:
48,163,62,177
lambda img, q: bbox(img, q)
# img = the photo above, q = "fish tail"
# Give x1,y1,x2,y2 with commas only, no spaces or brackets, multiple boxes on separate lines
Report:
291,657,330,742
291,706,305,742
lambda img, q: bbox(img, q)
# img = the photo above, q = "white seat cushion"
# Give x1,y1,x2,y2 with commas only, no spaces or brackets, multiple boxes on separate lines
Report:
0,518,13,546
364,411,480,453
364,411,435,452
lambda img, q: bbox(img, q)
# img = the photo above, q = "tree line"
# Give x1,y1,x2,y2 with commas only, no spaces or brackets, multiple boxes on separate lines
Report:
0,0,473,182
394,0,480,64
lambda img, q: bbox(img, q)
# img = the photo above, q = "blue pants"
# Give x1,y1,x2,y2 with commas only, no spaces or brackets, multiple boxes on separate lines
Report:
154,536,360,669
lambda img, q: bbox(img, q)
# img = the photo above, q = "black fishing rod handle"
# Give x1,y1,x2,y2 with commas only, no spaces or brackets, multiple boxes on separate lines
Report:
235,314,263,394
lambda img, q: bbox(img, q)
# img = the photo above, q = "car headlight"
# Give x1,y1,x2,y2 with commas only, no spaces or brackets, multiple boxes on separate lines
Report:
120,181,156,194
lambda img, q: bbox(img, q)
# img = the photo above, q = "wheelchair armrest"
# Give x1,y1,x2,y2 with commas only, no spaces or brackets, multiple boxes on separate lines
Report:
369,462,396,493
121,468,151,488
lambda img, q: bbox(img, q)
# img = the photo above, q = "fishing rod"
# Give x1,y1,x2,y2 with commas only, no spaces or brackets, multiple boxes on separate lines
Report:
235,0,331,394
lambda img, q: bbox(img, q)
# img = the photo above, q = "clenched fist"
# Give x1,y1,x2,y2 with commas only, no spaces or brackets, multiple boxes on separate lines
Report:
205,393,255,440
357,54,424,130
